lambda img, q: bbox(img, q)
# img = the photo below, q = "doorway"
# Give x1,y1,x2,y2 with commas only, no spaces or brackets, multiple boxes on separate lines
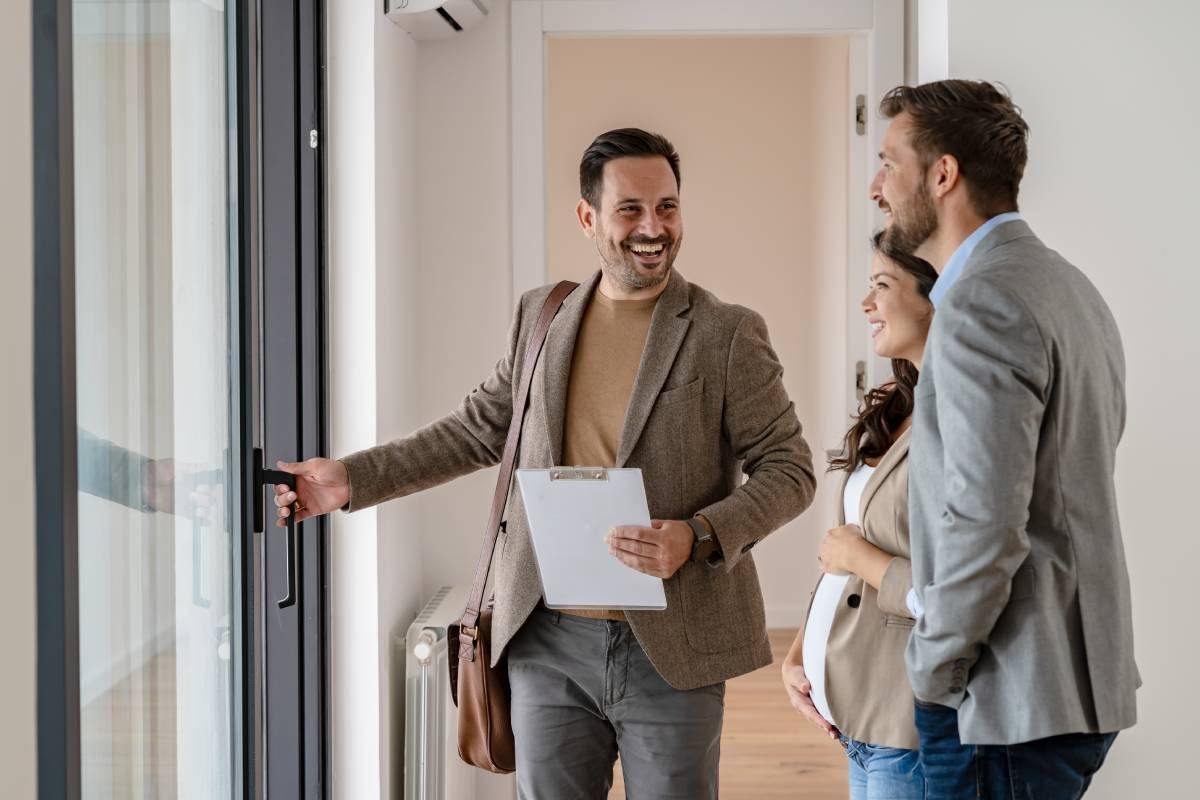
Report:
545,32,855,799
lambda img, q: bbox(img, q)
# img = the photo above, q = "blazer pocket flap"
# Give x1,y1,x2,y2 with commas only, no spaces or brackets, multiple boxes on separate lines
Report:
657,376,705,407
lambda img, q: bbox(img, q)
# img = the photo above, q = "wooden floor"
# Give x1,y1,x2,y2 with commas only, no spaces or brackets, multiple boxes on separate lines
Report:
610,629,847,799
85,630,847,798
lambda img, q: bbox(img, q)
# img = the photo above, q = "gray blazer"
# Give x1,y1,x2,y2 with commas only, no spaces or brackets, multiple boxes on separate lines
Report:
341,270,816,689
907,218,1139,744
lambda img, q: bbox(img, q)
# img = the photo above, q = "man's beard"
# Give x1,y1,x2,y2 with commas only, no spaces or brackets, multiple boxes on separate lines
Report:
596,232,680,291
884,180,938,255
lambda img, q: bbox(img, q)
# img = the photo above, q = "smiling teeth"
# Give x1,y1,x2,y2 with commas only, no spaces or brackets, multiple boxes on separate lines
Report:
871,322,884,332
630,243,664,253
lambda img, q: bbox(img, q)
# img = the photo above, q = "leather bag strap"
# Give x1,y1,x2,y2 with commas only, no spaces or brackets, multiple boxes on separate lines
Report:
459,280,578,632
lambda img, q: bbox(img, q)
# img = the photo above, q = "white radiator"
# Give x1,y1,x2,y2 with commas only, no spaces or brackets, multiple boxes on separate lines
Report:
403,586,515,800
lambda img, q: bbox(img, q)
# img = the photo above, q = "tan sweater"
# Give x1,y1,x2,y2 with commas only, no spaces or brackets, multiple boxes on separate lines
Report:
558,289,658,620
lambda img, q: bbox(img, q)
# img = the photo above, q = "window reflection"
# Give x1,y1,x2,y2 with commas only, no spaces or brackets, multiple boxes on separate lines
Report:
73,0,237,796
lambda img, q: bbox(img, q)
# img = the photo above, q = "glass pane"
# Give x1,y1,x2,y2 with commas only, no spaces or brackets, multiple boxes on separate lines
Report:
73,0,239,796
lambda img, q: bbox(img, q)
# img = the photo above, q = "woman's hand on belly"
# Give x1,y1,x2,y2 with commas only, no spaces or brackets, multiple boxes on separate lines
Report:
818,524,893,591
817,524,866,576
781,658,839,740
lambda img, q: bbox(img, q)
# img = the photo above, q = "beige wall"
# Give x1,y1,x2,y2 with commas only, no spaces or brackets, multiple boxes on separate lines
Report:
0,1,37,797
940,0,1200,795
546,35,851,623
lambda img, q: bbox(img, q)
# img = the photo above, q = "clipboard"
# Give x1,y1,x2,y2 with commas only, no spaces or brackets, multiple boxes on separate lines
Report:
516,467,668,610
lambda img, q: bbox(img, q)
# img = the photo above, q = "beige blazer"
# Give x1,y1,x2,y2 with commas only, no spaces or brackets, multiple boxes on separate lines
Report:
340,270,816,689
809,429,917,750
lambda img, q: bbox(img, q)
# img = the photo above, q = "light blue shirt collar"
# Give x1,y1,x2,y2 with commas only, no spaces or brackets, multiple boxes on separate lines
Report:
929,212,1023,307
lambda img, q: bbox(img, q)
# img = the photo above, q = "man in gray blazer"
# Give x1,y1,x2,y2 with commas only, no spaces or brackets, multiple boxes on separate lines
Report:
870,80,1138,797
271,128,816,798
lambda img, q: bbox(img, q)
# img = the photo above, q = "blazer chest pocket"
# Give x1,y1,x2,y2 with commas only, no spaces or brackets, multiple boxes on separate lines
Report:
656,377,704,408
883,614,915,630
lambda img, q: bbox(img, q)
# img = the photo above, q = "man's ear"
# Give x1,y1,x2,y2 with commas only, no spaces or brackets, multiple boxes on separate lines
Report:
576,198,597,239
930,154,961,199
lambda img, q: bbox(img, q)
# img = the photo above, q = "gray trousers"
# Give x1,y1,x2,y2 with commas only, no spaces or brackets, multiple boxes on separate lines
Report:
506,607,725,800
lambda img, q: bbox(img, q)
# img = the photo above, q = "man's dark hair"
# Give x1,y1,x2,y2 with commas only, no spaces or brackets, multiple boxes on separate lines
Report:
579,128,681,210
879,80,1029,218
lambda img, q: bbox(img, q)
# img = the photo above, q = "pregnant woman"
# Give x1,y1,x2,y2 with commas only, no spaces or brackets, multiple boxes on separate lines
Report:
781,232,936,799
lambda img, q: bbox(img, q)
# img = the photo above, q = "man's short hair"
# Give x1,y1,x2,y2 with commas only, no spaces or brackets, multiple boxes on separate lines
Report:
579,128,681,210
879,80,1029,218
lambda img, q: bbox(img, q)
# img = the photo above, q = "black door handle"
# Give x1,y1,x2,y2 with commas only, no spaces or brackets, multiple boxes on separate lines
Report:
255,448,300,609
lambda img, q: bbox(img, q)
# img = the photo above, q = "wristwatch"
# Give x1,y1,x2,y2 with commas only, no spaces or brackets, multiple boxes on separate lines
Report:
686,516,722,567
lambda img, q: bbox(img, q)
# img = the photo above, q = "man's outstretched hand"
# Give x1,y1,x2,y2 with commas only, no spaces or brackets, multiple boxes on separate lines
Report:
273,458,351,527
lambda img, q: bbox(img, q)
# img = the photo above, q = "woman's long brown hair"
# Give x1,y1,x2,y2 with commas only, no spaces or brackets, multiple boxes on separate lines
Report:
830,232,937,473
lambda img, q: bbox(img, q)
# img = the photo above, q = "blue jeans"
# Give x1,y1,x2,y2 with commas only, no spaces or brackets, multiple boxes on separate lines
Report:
841,735,925,800
913,700,1118,799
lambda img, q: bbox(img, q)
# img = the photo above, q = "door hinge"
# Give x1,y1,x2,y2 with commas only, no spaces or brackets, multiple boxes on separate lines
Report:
309,129,319,149
855,95,866,136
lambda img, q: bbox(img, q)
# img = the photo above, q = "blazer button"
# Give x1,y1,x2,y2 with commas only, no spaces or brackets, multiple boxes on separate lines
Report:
846,594,861,608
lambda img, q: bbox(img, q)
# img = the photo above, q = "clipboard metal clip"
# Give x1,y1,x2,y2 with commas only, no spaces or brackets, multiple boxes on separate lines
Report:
550,467,609,481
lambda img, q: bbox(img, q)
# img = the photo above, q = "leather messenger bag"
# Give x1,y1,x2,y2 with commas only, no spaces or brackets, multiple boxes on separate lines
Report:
447,279,577,773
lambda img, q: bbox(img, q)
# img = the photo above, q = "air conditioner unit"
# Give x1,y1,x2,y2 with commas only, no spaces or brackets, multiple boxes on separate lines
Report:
402,585,515,800
386,0,491,40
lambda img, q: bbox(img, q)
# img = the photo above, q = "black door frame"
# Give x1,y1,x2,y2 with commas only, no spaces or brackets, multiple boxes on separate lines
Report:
33,0,81,796
258,0,330,796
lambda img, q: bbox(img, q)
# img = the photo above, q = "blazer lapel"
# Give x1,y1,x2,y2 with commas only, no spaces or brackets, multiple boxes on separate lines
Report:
538,272,599,465
835,471,849,526
615,270,692,467
858,427,911,522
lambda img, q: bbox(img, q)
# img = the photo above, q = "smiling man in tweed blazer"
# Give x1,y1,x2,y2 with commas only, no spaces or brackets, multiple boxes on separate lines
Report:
272,128,816,799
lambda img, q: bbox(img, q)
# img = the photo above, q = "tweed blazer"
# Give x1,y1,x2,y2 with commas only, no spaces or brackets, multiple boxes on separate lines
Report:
340,269,816,689
812,429,918,750
907,219,1139,744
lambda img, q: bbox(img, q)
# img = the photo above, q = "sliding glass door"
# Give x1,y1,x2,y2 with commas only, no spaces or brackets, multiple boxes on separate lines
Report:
71,0,244,796
37,0,327,795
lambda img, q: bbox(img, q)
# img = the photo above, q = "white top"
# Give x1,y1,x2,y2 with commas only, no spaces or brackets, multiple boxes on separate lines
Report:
802,462,876,727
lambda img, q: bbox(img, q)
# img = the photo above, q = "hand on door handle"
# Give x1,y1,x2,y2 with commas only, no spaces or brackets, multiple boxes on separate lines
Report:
261,466,301,609
271,457,351,526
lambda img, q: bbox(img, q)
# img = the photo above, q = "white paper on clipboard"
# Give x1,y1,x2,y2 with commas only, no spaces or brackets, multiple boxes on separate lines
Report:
516,467,667,610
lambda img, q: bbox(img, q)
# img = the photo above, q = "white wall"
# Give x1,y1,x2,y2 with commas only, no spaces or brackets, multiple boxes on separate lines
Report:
413,0,515,599
0,2,37,797
326,1,426,797
935,1,1200,795
329,1,518,796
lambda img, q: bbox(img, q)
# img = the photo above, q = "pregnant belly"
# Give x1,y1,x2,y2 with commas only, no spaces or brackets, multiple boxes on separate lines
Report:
801,573,851,726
